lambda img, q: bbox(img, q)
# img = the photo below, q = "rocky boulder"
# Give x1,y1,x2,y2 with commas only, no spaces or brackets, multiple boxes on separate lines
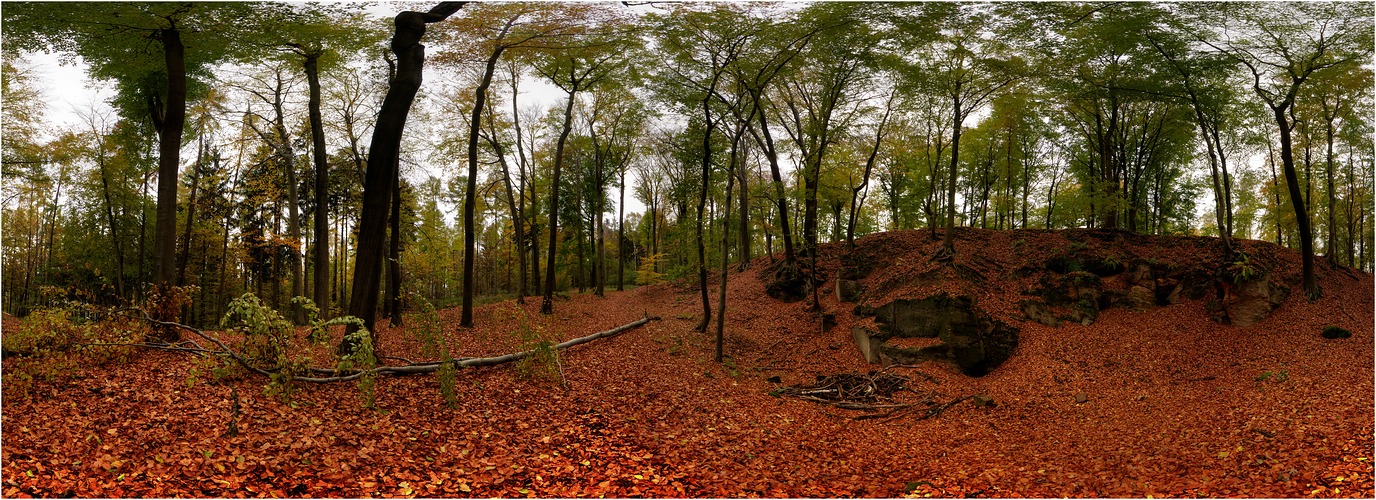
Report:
1223,274,1289,327
859,294,1019,377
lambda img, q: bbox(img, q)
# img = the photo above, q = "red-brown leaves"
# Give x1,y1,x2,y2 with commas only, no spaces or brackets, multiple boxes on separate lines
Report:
2,229,1372,497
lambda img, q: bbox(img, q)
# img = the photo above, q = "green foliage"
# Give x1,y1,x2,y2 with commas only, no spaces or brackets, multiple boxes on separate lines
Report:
635,253,666,286
1,302,150,401
499,304,564,385
1255,369,1289,383
406,292,459,407
337,327,377,409
1227,251,1258,284
221,293,293,367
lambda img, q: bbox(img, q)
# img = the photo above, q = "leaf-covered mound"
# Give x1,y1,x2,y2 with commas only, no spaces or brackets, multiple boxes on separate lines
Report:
2,228,1372,498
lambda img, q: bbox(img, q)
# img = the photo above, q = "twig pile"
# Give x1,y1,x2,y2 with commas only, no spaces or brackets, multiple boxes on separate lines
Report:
775,371,911,410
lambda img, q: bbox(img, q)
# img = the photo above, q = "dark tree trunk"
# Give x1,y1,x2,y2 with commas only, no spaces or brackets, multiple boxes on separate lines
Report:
1272,105,1318,299
941,95,963,257
96,137,126,298
715,140,737,364
618,165,626,291
542,84,580,314
848,93,894,248
693,92,716,333
153,27,186,291
306,54,331,317
753,103,795,264
342,2,466,355
387,177,403,327
463,41,508,326
177,138,205,286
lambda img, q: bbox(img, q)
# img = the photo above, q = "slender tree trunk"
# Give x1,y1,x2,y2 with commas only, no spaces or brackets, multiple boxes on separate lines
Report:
693,91,716,333
463,41,508,325
1324,115,1338,264
715,143,737,364
1267,141,1284,246
487,115,527,304
542,86,580,314
305,55,331,317
177,138,205,286
752,98,795,264
96,137,126,299
618,166,626,291
1272,105,1318,299
590,116,606,298
941,95,963,257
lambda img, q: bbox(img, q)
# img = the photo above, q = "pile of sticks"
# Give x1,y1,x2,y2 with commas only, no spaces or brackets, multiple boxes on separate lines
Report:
775,371,911,410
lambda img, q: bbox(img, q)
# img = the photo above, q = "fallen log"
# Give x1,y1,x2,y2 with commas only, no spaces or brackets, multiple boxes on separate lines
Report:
115,310,658,383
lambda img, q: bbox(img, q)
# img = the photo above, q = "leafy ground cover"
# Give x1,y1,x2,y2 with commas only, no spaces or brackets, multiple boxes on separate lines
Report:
2,229,1372,497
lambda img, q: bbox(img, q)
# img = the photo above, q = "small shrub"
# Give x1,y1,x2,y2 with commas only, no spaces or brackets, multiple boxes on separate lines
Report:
2,303,150,401
1227,251,1259,284
337,326,377,409
220,293,307,403
406,293,459,408
635,253,666,286
1255,369,1290,383
500,304,563,385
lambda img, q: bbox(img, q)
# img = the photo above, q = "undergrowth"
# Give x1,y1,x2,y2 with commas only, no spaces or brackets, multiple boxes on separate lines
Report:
499,303,564,386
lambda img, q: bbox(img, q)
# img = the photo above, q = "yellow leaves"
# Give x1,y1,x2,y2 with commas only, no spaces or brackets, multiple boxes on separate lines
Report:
398,482,414,496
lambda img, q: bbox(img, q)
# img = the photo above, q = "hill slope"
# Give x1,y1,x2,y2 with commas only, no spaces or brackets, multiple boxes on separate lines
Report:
2,229,1371,497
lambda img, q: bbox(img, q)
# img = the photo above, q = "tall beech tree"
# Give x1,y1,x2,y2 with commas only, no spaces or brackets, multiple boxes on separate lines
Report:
891,3,1019,260
530,6,629,315
4,3,255,322
1193,2,1373,299
342,2,466,354
435,2,594,325
266,5,384,319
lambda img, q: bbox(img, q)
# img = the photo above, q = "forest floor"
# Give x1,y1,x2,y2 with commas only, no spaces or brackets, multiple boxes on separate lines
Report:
2,229,1373,498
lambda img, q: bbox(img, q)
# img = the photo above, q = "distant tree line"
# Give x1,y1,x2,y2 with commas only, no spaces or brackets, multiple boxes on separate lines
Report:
2,2,1370,332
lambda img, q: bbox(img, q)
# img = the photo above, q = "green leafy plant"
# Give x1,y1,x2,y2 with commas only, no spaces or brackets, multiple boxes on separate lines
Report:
337,326,377,409
1255,369,1290,383
500,304,563,386
407,292,459,407
1227,251,1259,284
220,293,304,403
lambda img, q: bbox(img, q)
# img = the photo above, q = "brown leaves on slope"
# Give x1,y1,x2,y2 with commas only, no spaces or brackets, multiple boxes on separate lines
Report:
2,229,1373,498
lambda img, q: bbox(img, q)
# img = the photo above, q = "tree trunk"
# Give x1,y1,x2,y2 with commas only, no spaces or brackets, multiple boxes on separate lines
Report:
463,42,507,326
693,92,716,333
177,138,204,287
715,142,737,364
542,85,580,314
153,28,186,292
386,177,404,327
1323,112,1337,264
753,102,795,264
618,165,626,291
96,135,126,299
342,2,466,355
1272,105,1319,299
941,94,963,257
306,55,331,317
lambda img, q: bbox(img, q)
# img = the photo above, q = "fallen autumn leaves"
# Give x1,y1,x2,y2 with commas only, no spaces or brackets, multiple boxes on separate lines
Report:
2,229,1372,498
